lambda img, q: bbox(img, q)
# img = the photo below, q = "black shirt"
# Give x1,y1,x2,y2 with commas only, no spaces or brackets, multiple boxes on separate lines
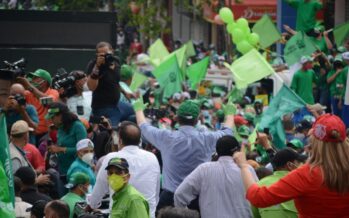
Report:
86,60,120,109
20,186,52,205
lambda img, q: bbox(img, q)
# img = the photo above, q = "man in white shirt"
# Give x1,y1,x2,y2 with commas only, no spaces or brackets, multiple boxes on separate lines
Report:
89,121,160,218
174,135,258,218
341,52,349,128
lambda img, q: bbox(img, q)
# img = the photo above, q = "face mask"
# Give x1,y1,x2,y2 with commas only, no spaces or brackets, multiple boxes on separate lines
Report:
31,80,44,88
82,83,90,92
81,152,94,166
108,174,127,192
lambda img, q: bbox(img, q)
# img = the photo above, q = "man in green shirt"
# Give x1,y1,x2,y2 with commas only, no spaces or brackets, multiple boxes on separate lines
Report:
291,56,318,104
252,148,307,218
284,0,323,33
61,172,90,218
106,157,150,218
327,57,345,116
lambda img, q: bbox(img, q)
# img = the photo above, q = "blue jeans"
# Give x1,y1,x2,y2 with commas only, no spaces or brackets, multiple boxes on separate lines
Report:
93,102,135,127
342,105,349,128
331,97,342,117
118,101,136,123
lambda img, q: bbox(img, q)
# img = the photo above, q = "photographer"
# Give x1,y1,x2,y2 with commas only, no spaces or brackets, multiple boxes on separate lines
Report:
3,83,38,145
86,41,121,127
17,69,59,142
66,70,92,121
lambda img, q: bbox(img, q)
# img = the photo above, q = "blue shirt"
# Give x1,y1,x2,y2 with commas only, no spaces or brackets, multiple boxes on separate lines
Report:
140,123,232,192
6,104,39,145
67,158,96,187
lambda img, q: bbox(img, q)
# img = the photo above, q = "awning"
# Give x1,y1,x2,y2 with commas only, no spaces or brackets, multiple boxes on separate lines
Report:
226,0,277,22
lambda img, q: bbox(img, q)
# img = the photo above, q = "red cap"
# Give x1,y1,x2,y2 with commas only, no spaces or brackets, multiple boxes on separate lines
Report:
234,115,248,126
312,114,346,143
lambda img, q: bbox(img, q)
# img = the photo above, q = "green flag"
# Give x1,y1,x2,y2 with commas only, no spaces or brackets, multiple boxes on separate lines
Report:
228,87,244,103
225,49,274,89
284,32,317,66
152,55,182,99
248,124,259,151
129,72,148,92
259,85,306,148
187,57,210,89
333,21,349,47
252,15,281,49
184,40,196,58
0,114,15,217
148,39,170,67
174,45,188,80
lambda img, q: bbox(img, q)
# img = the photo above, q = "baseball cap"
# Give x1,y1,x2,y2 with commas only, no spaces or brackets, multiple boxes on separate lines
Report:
342,52,349,61
120,64,133,80
296,120,312,132
76,139,94,151
300,56,313,64
45,102,68,120
234,115,248,126
105,157,129,171
244,112,255,122
135,53,150,64
11,120,33,135
177,100,200,119
287,138,304,149
271,148,308,169
238,125,250,137
30,69,52,85
65,172,90,189
337,46,347,53
312,114,346,143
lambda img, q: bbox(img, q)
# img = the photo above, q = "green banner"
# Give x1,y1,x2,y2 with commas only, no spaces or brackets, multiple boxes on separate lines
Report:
187,57,210,89
333,21,349,47
284,32,317,66
252,15,281,49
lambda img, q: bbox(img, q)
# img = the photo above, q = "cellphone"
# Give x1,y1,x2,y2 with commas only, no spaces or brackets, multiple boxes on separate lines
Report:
40,97,53,106
76,105,84,115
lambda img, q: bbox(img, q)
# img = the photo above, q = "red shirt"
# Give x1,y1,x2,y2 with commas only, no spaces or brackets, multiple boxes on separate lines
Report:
23,143,45,172
246,164,349,218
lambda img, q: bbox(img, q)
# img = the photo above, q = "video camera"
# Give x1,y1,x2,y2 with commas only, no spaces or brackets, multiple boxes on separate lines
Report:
52,68,85,98
104,53,118,66
13,94,26,106
0,58,27,79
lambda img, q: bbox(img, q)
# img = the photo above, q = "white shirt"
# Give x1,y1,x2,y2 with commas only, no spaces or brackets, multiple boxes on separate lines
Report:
174,156,258,218
344,68,349,105
66,91,92,121
15,197,32,218
89,146,160,218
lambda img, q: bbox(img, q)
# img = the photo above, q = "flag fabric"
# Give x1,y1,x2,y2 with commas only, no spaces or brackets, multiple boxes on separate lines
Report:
333,21,349,47
225,49,275,89
0,114,15,217
248,124,259,151
174,45,188,80
129,72,148,92
184,40,196,58
228,87,244,103
148,39,170,67
284,32,317,66
187,57,210,89
152,55,182,99
259,85,306,148
252,15,281,49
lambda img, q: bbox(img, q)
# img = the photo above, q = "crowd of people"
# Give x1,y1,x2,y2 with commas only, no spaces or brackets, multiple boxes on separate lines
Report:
2,1,349,218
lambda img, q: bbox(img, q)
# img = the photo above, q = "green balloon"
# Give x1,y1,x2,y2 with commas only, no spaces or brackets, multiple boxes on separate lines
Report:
227,22,236,34
236,18,249,29
232,28,245,44
219,7,234,24
248,33,260,46
237,40,253,54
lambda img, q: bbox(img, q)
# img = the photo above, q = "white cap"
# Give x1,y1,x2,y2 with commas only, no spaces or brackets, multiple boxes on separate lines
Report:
11,120,33,135
181,92,190,100
136,53,150,64
76,139,94,151
173,93,181,100
342,52,349,61
300,56,313,64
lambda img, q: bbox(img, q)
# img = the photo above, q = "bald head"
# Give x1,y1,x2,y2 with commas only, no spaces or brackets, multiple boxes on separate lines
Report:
118,121,141,146
10,83,25,96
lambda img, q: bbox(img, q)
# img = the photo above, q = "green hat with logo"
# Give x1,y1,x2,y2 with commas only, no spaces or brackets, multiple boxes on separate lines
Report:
120,64,133,80
105,157,129,171
244,112,255,122
238,125,250,137
65,172,90,188
215,109,225,120
287,139,304,149
30,69,52,85
45,108,60,120
177,100,200,119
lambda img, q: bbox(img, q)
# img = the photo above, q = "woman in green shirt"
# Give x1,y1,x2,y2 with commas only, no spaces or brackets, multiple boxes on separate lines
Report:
46,102,87,175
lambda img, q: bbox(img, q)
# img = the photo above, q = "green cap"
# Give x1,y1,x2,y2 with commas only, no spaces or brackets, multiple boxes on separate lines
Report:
120,64,133,80
314,25,325,33
177,100,200,119
105,157,129,171
30,69,52,85
238,125,250,137
215,109,225,120
334,54,343,62
244,112,255,122
45,108,60,120
338,46,347,53
65,172,90,188
287,139,304,149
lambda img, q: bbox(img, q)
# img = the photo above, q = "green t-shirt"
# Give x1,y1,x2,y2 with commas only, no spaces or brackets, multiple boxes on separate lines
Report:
111,184,150,218
290,69,317,104
327,69,345,97
251,171,298,218
340,66,349,99
285,0,322,32
57,120,87,174
61,192,85,218
310,36,328,54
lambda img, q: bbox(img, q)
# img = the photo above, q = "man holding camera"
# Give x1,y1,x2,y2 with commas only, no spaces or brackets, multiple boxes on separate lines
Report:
3,83,38,145
17,69,59,142
86,41,121,127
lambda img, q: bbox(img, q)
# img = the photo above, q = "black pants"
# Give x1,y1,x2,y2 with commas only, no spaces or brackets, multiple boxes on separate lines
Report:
156,189,200,214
